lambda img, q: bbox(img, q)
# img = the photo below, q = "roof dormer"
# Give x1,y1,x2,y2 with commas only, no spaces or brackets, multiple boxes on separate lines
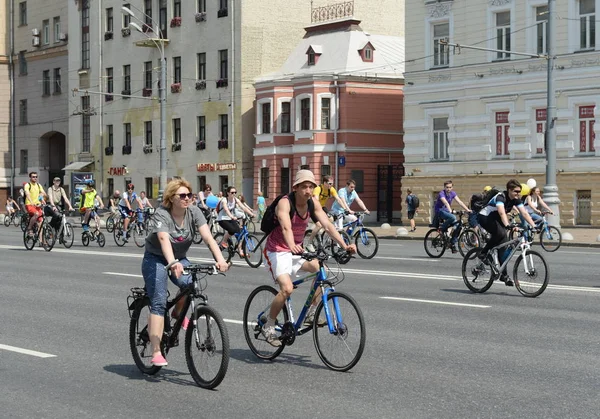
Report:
306,45,322,66
358,42,375,62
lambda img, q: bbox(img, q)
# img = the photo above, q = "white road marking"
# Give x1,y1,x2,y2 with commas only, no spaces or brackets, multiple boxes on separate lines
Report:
381,297,490,308
370,256,440,262
104,272,141,278
224,319,243,325
0,344,56,358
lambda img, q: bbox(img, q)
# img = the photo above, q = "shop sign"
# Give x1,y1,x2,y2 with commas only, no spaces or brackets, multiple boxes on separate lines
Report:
108,167,128,176
196,162,237,172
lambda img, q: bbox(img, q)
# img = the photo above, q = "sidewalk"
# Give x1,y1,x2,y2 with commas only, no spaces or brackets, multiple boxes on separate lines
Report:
365,224,600,248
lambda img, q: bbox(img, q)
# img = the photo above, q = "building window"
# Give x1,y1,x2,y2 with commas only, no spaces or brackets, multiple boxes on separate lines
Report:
173,118,181,144
198,0,206,13
42,70,51,96
281,102,291,133
124,123,132,147
123,3,131,28
262,103,271,134
219,176,228,194
495,111,510,156
197,53,206,80
173,0,181,17
107,124,113,148
106,7,113,32
321,97,331,129
535,109,546,155
42,19,50,45
308,50,316,66
53,17,61,42
106,67,113,95
82,96,91,152
145,121,153,146
159,0,168,39
197,176,206,192
580,0,596,50
321,165,331,177
123,65,131,92
220,114,228,140
579,105,596,153
364,47,372,61
144,0,152,25
20,150,28,174
173,56,181,83
145,178,154,198
495,11,511,60
144,61,152,89
19,2,27,25
432,117,449,160
280,167,290,194
350,170,364,193
536,5,548,54
433,22,449,67
54,68,61,94
260,168,269,199
198,116,206,142
19,99,27,125
301,98,311,130
107,178,114,197
18,51,27,75
81,0,90,69
219,0,228,15
219,49,228,80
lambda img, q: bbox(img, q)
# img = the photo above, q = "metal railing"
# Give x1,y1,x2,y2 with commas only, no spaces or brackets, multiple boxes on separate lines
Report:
311,0,354,23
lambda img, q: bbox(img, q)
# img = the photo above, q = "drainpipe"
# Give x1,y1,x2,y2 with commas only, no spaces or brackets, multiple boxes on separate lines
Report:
333,75,339,189
230,0,236,186
9,0,16,194
98,0,104,198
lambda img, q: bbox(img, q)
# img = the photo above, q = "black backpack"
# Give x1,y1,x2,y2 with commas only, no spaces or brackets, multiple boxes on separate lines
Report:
411,194,420,208
471,187,501,212
260,193,318,235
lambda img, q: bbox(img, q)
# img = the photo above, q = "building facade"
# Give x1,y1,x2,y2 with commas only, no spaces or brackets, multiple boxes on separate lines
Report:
0,1,10,202
66,0,404,202
253,19,405,222
404,0,600,226
10,0,69,195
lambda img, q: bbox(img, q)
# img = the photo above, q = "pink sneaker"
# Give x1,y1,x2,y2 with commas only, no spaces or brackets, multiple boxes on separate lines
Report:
182,316,190,331
150,354,168,367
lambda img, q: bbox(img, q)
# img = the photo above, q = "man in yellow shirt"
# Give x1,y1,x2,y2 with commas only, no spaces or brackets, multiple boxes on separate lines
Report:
80,180,104,232
306,175,351,250
24,171,46,237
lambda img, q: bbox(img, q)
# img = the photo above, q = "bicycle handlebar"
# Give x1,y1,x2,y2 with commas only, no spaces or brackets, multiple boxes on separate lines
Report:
183,264,221,276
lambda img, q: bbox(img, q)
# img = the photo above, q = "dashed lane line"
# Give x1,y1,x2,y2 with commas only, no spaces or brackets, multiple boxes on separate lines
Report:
0,344,56,358
380,297,490,308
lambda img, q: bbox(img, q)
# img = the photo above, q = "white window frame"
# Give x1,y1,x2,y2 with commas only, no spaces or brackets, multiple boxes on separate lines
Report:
580,0,596,50
53,16,61,43
432,22,450,68
276,97,293,134
526,98,549,158
424,107,454,162
487,3,515,62
295,93,313,132
568,94,600,157
42,19,50,45
486,101,515,159
431,116,450,161
526,0,548,55
256,98,273,135
317,93,336,130
425,15,453,69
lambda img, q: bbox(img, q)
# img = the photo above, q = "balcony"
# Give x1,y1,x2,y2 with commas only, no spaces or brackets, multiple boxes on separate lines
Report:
121,27,131,37
121,89,131,96
216,79,228,88
196,140,206,150
195,12,207,22
171,143,182,152
171,83,182,93
143,144,153,154
195,80,206,90
105,94,113,102
142,88,152,97
217,8,228,18
104,31,113,41
218,139,228,149
170,16,182,28
104,146,114,156
122,145,132,155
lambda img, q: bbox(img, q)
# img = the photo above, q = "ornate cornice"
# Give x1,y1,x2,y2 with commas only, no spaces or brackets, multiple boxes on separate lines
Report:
489,0,511,6
427,2,453,18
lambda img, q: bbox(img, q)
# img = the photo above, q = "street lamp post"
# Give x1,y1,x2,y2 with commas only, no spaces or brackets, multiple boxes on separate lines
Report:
121,6,167,200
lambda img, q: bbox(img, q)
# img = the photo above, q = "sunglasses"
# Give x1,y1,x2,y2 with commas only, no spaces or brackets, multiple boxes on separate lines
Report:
177,193,194,200
230,191,237,194
31,176,38,179
513,189,521,194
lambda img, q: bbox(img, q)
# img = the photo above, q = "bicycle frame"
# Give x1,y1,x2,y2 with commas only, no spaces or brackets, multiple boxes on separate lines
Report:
489,234,532,275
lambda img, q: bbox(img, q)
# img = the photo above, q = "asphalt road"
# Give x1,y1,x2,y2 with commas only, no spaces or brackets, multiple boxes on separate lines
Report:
0,227,599,419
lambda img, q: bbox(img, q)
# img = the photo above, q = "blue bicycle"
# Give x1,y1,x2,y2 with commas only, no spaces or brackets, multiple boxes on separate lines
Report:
214,217,263,268
242,248,365,372
339,211,379,259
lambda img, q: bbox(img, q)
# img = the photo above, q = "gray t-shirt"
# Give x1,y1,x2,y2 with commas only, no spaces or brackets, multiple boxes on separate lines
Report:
145,205,206,260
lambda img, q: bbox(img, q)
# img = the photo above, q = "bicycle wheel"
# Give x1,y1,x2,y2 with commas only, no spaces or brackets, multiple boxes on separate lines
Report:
192,231,203,244
134,225,146,248
96,231,106,247
539,226,562,252
458,228,480,257
461,248,495,293
13,214,21,227
513,250,549,298
129,298,162,375
23,229,35,250
213,233,232,264
20,215,28,232
62,223,74,248
243,285,288,360
247,220,256,234
330,231,352,264
42,225,55,252
424,229,447,258
185,305,230,389
113,226,126,247
243,234,264,268
354,227,379,259
3,216,10,227
313,291,366,372
82,232,90,247
106,216,115,233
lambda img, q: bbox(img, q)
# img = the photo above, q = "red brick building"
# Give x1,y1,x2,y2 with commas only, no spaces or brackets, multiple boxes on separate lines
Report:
252,18,405,221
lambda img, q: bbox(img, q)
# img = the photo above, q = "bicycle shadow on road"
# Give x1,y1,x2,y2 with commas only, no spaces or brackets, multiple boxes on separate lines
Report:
440,288,524,298
103,363,199,388
228,348,327,371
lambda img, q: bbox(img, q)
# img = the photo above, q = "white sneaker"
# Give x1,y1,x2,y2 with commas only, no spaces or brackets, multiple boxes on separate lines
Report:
261,324,281,347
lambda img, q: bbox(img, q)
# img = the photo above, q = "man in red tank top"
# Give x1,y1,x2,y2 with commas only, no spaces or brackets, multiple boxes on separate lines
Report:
262,170,356,347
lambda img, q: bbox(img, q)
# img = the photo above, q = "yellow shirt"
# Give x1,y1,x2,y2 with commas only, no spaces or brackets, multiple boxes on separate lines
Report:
24,183,44,206
313,184,338,207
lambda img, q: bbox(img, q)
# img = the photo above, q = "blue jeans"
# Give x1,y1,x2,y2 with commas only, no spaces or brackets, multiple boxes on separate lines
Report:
468,212,479,228
438,209,458,244
141,251,192,316
520,212,543,229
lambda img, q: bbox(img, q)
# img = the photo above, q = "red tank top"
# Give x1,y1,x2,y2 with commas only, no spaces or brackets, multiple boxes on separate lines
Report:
266,196,310,253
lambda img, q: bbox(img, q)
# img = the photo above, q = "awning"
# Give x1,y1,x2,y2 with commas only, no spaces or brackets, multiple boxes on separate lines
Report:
62,161,93,171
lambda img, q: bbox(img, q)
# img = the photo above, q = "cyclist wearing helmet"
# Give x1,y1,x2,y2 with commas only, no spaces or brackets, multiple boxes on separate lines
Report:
80,180,104,232
119,183,144,241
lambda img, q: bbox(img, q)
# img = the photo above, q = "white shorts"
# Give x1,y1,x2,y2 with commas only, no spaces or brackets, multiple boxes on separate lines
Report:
335,214,357,230
264,251,307,282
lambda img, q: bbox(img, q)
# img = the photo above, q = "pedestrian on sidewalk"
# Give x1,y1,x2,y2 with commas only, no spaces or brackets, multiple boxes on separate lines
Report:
405,188,418,232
